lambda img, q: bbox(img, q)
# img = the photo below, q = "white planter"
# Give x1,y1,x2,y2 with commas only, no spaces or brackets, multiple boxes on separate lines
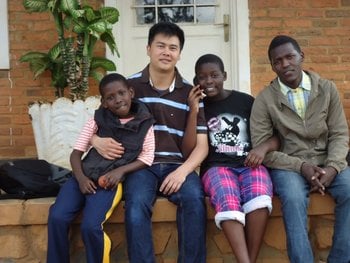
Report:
28,96,101,169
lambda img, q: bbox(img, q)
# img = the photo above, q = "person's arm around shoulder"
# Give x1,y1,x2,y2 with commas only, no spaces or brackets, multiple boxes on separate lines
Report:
90,135,125,160
101,125,155,189
250,91,304,172
250,92,275,148
244,135,279,168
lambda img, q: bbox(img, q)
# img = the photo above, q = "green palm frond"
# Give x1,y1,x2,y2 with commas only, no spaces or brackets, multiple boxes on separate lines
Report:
89,70,104,82
20,0,119,99
59,0,79,13
23,0,50,12
101,31,118,56
48,43,61,60
19,51,48,62
90,57,116,71
99,7,119,24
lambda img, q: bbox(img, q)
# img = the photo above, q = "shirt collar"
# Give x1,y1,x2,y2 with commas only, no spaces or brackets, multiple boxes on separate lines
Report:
279,71,311,96
149,77,176,92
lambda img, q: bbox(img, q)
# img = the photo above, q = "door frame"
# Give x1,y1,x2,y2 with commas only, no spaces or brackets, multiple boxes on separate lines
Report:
105,0,251,94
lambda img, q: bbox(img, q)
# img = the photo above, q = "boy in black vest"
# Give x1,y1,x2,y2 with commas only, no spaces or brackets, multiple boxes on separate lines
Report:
47,73,155,263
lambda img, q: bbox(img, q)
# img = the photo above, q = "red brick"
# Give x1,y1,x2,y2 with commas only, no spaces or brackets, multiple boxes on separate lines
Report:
324,28,350,36
309,37,340,46
326,10,350,17
252,20,282,28
303,47,328,55
342,56,350,62
268,9,296,18
17,13,51,21
297,9,324,17
284,19,312,28
249,9,268,18
311,0,340,8
321,73,346,81
327,64,350,71
295,29,322,37
312,19,338,27
249,0,280,9
310,55,339,63
329,47,350,55
281,0,309,8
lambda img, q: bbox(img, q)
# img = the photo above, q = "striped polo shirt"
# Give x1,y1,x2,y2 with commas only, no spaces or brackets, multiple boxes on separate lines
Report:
128,65,208,164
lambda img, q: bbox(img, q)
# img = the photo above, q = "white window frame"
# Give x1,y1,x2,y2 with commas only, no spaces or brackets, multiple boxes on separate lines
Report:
0,0,10,69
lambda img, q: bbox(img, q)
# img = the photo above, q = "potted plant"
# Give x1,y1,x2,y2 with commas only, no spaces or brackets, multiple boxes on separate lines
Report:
20,0,120,169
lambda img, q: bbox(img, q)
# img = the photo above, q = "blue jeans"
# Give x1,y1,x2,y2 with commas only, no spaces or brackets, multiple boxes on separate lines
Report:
123,163,206,263
271,167,350,263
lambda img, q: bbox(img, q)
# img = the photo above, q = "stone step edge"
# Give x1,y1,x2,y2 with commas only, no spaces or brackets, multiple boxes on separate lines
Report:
0,194,335,226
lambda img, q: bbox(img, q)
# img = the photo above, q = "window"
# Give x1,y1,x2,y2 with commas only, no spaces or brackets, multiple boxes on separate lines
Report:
133,0,217,24
0,0,10,69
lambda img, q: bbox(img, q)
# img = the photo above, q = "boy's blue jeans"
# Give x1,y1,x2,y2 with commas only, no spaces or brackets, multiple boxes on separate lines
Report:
271,167,350,263
123,163,207,263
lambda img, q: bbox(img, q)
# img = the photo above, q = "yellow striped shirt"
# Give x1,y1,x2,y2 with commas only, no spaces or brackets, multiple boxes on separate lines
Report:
279,71,311,119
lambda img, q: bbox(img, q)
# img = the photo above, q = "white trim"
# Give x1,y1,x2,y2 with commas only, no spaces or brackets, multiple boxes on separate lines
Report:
105,0,121,73
215,210,246,229
243,195,273,215
0,0,10,69
230,1,251,93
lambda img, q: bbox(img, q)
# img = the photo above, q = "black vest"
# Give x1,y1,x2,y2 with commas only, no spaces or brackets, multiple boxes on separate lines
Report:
82,99,154,181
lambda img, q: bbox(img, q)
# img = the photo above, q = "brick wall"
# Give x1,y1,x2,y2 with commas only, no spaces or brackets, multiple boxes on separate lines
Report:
1,0,350,160
0,1,102,160
249,0,350,126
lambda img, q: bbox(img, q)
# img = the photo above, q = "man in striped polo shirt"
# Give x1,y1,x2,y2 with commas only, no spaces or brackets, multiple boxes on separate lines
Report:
92,22,208,263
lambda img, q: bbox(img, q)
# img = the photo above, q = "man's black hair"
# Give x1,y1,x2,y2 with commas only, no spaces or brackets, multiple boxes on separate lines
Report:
148,22,185,51
268,35,302,62
99,73,129,97
194,54,225,74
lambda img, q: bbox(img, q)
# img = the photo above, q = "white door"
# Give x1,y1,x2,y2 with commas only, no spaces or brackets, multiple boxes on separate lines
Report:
105,0,251,93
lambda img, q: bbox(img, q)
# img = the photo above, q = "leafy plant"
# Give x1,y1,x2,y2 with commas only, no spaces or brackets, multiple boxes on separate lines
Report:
20,0,119,100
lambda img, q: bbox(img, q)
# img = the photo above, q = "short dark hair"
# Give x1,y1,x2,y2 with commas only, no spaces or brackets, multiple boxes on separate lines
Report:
99,73,128,97
194,54,225,74
268,35,302,62
148,22,185,51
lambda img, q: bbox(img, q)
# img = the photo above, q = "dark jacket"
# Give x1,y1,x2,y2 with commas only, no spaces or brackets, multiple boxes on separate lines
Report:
82,99,154,181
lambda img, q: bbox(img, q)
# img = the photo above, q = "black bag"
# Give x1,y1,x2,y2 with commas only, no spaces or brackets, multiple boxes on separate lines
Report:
0,159,72,199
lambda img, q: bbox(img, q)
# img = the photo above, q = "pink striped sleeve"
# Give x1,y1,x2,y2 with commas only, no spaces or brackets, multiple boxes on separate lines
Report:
137,126,155,166
74,118,98,152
